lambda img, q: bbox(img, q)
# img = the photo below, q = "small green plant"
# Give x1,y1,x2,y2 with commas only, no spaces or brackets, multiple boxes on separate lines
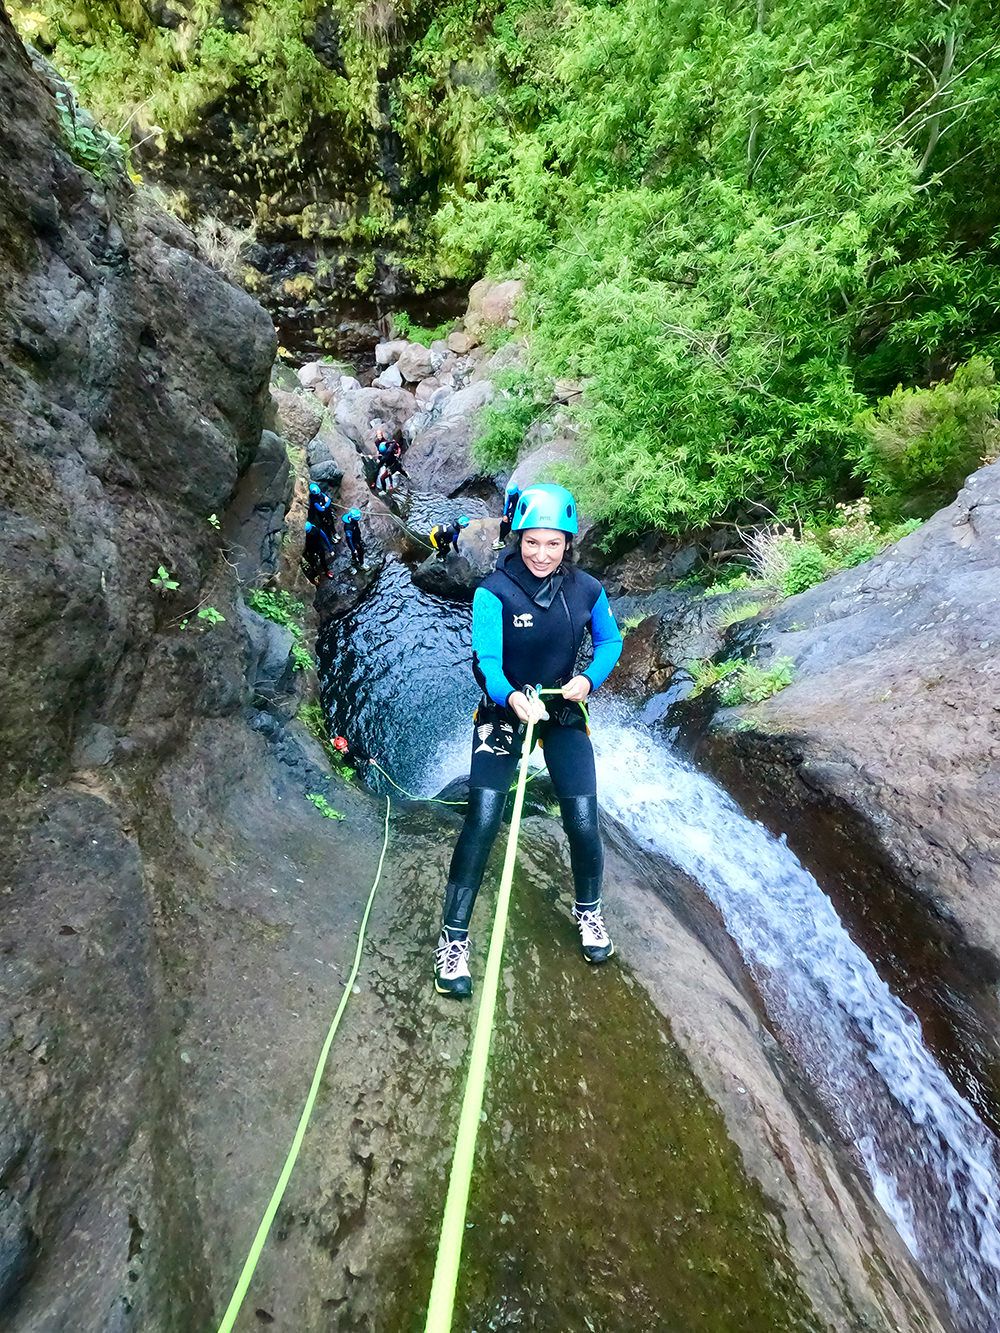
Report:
150,564,179,593
306,793,344,820
621,614,645,635
291,643,315,672
716,657,796,707
197,606,226,625
781,544,829,596
247,587,306,627
55,92,121,178
688,658,742,696
208,513,221,530
717,601,762,629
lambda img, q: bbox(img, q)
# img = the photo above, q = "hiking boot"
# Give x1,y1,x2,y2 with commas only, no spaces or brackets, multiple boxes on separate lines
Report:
572,904,615,964
434,934,472,997
491,538,505,551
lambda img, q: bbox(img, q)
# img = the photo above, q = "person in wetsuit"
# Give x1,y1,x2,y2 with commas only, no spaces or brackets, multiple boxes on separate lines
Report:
433,483,623,997
493,482,521,550
301,520,336,583
342,508,365,569
308,482,337,538
429,515,469,559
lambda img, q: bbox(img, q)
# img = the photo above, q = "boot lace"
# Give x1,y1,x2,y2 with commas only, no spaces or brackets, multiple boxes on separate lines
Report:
435,936,470,978
574,908,610,948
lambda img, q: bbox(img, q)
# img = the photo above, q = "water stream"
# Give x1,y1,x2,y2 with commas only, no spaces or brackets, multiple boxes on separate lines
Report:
321,571,1000,1332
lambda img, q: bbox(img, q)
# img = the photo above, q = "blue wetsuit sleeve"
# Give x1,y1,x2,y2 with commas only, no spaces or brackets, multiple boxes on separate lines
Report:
582,589,623,692
472,587,516,707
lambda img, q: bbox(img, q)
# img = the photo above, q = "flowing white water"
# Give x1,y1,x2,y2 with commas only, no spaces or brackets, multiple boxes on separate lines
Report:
592,709,1000,1333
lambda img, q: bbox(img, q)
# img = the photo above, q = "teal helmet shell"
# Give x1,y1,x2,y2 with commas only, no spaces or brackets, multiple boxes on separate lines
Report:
348,508,362,521
511,483,578,535
304,521,315,532
458,515,470,527
309,482,321,496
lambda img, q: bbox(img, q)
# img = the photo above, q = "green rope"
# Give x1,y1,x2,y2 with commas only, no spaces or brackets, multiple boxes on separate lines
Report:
215,795,392,1333
423,703,539,1333
368,758,467,805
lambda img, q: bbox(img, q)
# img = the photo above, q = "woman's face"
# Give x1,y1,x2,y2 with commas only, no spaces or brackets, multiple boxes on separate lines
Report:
520,528,567,577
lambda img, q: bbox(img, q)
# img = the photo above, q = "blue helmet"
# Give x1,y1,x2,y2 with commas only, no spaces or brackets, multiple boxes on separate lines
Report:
309,482,321,496
348,508,362,521
458,515,470,528
511,483,578,535
304,521,315,532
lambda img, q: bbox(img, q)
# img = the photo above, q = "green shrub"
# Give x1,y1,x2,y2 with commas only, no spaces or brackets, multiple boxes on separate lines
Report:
473,370,546,471
781,544,829,597
391,311,457,344
856,358,1000,516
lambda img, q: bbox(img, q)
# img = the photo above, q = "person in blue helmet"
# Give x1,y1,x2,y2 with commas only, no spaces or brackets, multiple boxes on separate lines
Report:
342,507,365,569
301,520,336,583
307,482,337,538
429,515,470,560
433,483,623,998
493,481,521,550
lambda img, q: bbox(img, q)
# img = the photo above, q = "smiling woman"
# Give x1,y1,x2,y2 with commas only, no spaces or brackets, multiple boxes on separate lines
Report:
433,483,624,998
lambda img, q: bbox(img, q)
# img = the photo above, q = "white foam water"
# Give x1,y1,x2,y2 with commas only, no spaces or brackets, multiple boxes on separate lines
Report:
593,711,1000,1332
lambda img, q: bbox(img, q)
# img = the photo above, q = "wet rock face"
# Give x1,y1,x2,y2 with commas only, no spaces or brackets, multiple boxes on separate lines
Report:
700,460,1000,1101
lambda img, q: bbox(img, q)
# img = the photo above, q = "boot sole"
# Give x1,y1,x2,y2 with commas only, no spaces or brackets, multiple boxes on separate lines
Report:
434,978,473,997
583,941,616,965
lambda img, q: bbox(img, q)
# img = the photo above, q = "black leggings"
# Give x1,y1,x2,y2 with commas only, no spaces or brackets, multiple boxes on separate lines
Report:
442,720,604,934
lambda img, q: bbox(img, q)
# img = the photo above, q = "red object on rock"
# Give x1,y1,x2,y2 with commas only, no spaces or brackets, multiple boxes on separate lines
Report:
333,736,349,753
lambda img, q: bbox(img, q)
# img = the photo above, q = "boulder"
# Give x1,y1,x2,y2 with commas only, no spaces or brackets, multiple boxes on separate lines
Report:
221,430,293,583
447,329,477,355
414,375,443,408
271,387,323,448
340,374,361,393
466,277,524,334
333,386,416,449
374,338,408,367
397,341,436,383
404,379,495,495
373,362,403,390
307,421,369,509
237,602,296,715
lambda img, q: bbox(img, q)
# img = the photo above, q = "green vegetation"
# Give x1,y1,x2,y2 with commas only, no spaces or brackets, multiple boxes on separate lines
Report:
150,564,178,593
717,658,796,707
54,89,123,177
24,0,1000,540
690,655,795,706
473,368,547,470
391,312,457,344
306,792,345,820
429,0,1000,535
855,356,1000,516
716,601,763,630
246,587,314,669
196,605,226,625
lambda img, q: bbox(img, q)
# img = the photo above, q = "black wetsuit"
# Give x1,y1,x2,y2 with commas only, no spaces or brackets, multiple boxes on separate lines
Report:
441,548,623,936
342,515,364,568
430,522,462,559
301,524,335,581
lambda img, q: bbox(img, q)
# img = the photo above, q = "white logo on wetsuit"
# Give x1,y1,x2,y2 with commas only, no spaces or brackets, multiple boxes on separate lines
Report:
513,612,533,628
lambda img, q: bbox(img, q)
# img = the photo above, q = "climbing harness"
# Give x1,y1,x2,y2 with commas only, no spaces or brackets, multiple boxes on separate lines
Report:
423,686,556,1333
215,796,392,1333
